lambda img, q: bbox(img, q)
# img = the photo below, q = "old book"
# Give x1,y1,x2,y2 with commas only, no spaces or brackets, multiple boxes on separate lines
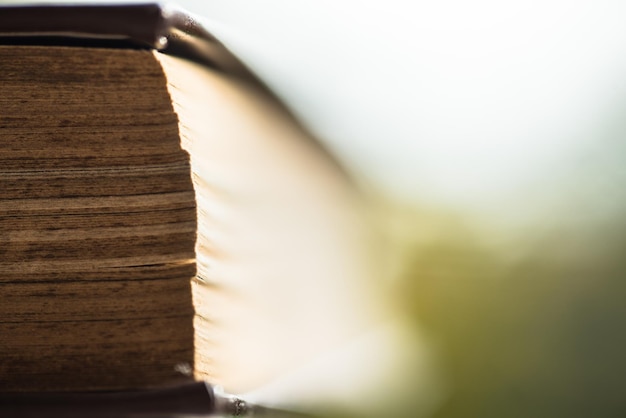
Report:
0,3,378,394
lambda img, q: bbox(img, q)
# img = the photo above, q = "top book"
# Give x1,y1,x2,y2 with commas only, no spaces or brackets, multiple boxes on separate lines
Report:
0,3,382,393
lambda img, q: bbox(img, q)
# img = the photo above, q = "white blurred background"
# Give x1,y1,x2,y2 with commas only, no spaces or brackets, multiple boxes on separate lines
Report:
180,0,626,216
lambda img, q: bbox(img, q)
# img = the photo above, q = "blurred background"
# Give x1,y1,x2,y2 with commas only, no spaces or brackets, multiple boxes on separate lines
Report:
178,1,626,417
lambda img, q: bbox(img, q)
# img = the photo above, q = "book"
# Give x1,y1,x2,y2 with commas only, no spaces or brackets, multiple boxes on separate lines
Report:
0,3,379,394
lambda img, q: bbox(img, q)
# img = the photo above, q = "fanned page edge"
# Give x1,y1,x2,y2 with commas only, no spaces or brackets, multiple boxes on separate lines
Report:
156,51,387,393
